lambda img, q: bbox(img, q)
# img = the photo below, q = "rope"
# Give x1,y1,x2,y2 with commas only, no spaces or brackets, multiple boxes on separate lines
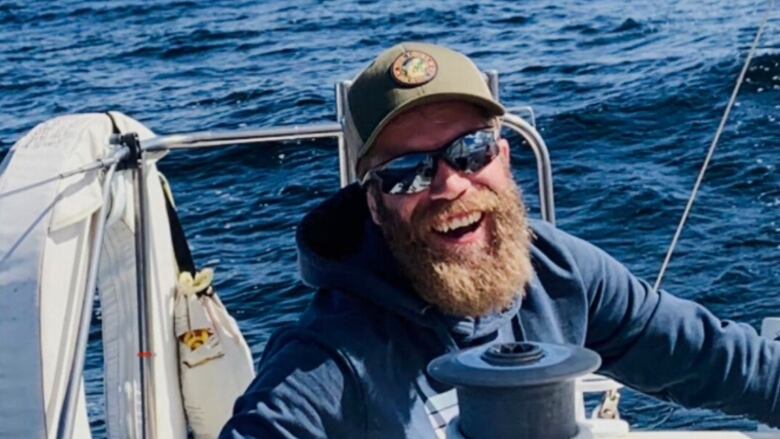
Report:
653,0,776,293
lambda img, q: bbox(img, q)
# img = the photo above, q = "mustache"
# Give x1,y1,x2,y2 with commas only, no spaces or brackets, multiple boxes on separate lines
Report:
413,188,502,230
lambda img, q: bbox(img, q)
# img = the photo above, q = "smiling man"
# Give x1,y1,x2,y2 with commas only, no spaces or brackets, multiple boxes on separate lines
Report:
221,43,780,438
362,100,531,319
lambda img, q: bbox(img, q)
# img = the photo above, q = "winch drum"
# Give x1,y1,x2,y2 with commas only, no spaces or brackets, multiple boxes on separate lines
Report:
427,341,601,439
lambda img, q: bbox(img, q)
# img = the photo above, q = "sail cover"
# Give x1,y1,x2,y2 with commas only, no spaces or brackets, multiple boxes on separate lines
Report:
0,113,187,438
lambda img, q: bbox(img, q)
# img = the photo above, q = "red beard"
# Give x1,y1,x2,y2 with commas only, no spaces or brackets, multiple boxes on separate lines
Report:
378,182,533,317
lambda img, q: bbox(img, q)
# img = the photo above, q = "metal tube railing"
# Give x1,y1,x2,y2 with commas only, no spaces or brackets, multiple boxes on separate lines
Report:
486,70,499,101
136,114,555,224
142,124,341,152
502,114,556,225
57,147,129,439
335,81,352,187
133,149,154,439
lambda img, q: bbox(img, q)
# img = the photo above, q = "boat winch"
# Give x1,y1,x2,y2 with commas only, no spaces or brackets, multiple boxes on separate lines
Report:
428,341,601,439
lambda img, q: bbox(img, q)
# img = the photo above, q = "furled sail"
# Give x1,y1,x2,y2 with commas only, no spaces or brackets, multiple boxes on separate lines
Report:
0,113,204,438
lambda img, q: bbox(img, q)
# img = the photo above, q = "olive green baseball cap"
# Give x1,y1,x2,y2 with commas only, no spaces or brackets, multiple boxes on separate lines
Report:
344,42,505,179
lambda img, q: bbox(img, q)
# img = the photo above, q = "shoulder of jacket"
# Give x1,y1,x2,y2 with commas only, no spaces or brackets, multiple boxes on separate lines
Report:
264,289,398,363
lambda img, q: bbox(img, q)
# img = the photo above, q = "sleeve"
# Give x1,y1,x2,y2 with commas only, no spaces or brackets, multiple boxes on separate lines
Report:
568,233,780,426
219,337,365,439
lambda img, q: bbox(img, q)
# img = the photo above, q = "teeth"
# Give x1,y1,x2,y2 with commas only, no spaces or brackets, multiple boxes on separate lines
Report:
433,212,483,233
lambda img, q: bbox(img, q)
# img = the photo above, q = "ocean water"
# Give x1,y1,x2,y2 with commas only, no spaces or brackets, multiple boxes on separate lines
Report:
1,0,779,435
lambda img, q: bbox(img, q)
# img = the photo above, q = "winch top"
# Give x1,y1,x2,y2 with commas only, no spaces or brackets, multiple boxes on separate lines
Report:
427,341,601,388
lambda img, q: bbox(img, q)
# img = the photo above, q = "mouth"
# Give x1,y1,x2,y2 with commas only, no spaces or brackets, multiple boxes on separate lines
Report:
430,211,486,244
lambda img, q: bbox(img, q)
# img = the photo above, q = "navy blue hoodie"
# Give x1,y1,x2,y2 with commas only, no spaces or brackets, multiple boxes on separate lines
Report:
221,184,780,438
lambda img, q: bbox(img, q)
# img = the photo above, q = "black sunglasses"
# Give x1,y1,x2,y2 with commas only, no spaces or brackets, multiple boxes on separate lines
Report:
361,128,500,195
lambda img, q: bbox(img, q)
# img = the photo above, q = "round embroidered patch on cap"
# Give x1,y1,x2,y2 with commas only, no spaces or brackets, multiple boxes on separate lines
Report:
390,50,438,86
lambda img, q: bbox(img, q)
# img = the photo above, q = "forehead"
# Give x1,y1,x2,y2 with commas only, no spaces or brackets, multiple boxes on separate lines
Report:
372,101,490,162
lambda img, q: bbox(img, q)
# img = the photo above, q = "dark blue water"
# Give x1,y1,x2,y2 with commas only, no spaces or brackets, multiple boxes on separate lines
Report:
2,0,779,435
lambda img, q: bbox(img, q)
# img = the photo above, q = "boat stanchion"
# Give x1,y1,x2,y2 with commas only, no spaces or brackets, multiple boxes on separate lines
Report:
132,135,155,439
112,132,155,439
428,341,600,439
335,81,352,187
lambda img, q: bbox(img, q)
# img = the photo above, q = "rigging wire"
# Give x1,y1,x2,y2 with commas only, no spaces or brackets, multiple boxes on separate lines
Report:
652,0,776,293
0,154,124,200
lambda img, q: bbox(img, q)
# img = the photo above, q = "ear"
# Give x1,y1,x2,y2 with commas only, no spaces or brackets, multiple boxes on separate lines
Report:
498,138,510,163
365,187,384,226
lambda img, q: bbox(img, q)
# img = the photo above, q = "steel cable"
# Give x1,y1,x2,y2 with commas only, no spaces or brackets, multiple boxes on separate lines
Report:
653,0,776,293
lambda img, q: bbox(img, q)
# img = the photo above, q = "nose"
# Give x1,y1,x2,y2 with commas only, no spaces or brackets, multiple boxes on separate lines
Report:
428,160,471,201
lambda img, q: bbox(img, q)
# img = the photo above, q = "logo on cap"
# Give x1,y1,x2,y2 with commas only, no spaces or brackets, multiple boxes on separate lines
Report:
390,50,437,86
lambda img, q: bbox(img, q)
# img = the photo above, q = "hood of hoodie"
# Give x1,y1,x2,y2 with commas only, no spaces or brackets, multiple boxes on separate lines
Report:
296,184,522,347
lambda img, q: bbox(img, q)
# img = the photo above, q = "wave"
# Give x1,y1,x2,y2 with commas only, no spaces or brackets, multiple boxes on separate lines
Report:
742,52,780,91
121,28,262,59
0,1,200,25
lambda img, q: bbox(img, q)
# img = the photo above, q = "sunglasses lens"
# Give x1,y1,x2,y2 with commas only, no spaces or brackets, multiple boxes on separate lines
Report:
445,131,498,173
376,153,435,195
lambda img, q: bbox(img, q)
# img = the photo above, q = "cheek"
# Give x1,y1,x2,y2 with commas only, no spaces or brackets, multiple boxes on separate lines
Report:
471,159,512,192
382,193,427,224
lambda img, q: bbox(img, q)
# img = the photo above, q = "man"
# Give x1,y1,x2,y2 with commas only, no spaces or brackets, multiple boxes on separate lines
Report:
221,42,780,438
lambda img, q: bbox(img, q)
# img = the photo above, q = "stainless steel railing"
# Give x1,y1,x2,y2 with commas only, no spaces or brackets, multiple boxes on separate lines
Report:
502,114,556,224
138,115,556,224
142,124,343,152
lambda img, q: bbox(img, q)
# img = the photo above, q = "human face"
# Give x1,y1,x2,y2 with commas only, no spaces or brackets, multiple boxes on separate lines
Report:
365,101,532,317
365,101,513,251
